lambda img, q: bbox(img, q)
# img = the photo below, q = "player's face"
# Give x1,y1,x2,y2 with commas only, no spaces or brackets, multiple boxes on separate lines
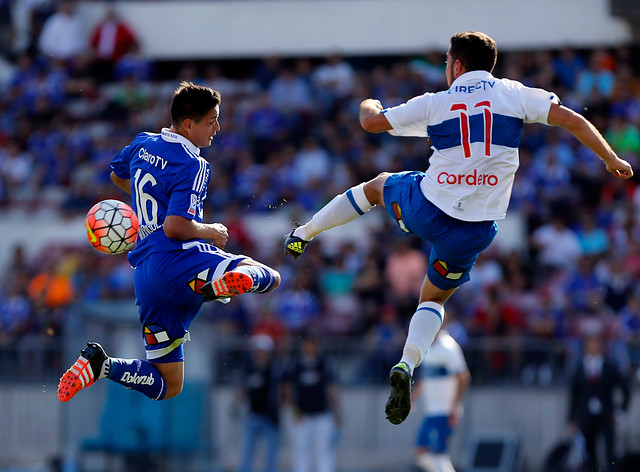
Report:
190,105,220,148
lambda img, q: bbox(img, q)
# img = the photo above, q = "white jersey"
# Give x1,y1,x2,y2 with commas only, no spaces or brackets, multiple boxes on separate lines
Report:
383,70,558,222
419,330,468,416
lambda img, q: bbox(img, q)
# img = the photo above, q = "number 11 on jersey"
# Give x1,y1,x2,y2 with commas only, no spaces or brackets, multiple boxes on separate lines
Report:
450,101,493,158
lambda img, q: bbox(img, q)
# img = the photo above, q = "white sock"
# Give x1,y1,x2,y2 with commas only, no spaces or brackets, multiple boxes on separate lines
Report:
432,454,456,472
294,184,373,241
99,358,111,379
400,301,445,374
418,453,456,472
416,453,435,472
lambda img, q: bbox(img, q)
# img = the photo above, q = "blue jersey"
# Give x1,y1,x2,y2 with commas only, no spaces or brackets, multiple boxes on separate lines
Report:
110,128,210,267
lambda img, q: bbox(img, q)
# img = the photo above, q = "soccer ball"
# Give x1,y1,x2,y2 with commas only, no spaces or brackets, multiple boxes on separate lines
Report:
85,199,139,255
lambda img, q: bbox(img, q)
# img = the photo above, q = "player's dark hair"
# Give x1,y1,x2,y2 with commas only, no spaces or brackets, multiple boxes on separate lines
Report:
449,31,497,73
170,81,221,127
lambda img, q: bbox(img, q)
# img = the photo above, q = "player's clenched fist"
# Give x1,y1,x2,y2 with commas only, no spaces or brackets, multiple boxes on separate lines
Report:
210,223,229,248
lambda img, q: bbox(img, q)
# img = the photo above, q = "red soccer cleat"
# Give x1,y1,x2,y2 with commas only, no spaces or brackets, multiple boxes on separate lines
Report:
201,271,254,301
57,342,108,402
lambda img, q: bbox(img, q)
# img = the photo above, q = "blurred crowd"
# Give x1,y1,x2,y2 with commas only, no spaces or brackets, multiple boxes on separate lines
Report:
2,1,640,385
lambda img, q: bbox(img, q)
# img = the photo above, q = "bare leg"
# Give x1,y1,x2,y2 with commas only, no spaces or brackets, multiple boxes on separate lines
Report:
153,361,184,399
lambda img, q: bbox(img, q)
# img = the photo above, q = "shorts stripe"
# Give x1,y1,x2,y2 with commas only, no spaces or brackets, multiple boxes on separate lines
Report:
146,332,191,360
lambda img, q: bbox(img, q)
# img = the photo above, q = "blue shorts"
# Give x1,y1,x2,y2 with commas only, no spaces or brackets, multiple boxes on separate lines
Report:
416,415,453,453
134,241,246,363
383,171,498,290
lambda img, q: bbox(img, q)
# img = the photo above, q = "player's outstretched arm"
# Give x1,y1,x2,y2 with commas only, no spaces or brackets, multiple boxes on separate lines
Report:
164,215,228,248
359,99,393,133
110,171,131,194
547,103,633,179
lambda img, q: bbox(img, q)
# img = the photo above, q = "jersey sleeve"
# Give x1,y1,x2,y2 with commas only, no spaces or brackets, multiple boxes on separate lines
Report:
382,92,434,137
519,85,560,125
445,338,469,374
109,145,133,180
166,158,209,221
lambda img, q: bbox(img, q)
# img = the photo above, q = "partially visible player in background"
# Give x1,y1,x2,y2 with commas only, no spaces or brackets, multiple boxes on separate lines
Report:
284,335,342,472
413,328,470,472
58,81,280,403
236,334,285,472
283,31,633,425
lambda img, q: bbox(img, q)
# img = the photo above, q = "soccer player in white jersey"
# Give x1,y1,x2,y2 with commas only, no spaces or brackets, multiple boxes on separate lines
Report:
283,31,633,424
413,329,470,472
58,82,280,403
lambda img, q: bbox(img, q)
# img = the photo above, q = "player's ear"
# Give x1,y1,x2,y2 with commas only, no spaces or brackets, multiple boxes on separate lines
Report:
454,59,464,77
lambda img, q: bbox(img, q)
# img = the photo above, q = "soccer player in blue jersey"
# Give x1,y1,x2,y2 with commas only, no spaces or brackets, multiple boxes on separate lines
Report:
58,82,280,402
284,31,633,425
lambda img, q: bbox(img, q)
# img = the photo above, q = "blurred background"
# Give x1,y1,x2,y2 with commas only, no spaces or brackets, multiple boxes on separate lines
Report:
2,0,640,471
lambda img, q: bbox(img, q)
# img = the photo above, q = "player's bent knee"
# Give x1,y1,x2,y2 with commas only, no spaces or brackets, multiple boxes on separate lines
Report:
163,381,183,400
152,361,184,400
271,270,281,289
236,259,281,293
364,173,390,205
259,266,280,293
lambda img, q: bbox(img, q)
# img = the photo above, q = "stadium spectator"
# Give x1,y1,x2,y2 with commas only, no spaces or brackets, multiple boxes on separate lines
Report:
319,253,359,335
363,304,405,383
568,334,630,472
250,308,289,347
408,50,447,88
312,53,355,100
89,7,139,83
576,49,616,105
253,55,283,91
0,0,12,58
575,213,609,256
0,139,34,198
531,212,583,274
292,135,331,189
563,256,601,313
605,114,640,156
9,0,54,57
311,53,356,117
598,255,635,314
384,239,428,320
352,249,386,331
113,42,153,82
245,93,289,164
0,278,32,341
521,288,565,384
609,63,640,121
26,257,74,312
273,268,321,335
37,1,86,61
552,48,586,91
268,67,314,123
620,292,640,367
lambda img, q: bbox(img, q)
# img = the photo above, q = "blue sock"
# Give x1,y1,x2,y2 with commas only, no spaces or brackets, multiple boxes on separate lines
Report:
107,358,167,401
234,265,278,293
